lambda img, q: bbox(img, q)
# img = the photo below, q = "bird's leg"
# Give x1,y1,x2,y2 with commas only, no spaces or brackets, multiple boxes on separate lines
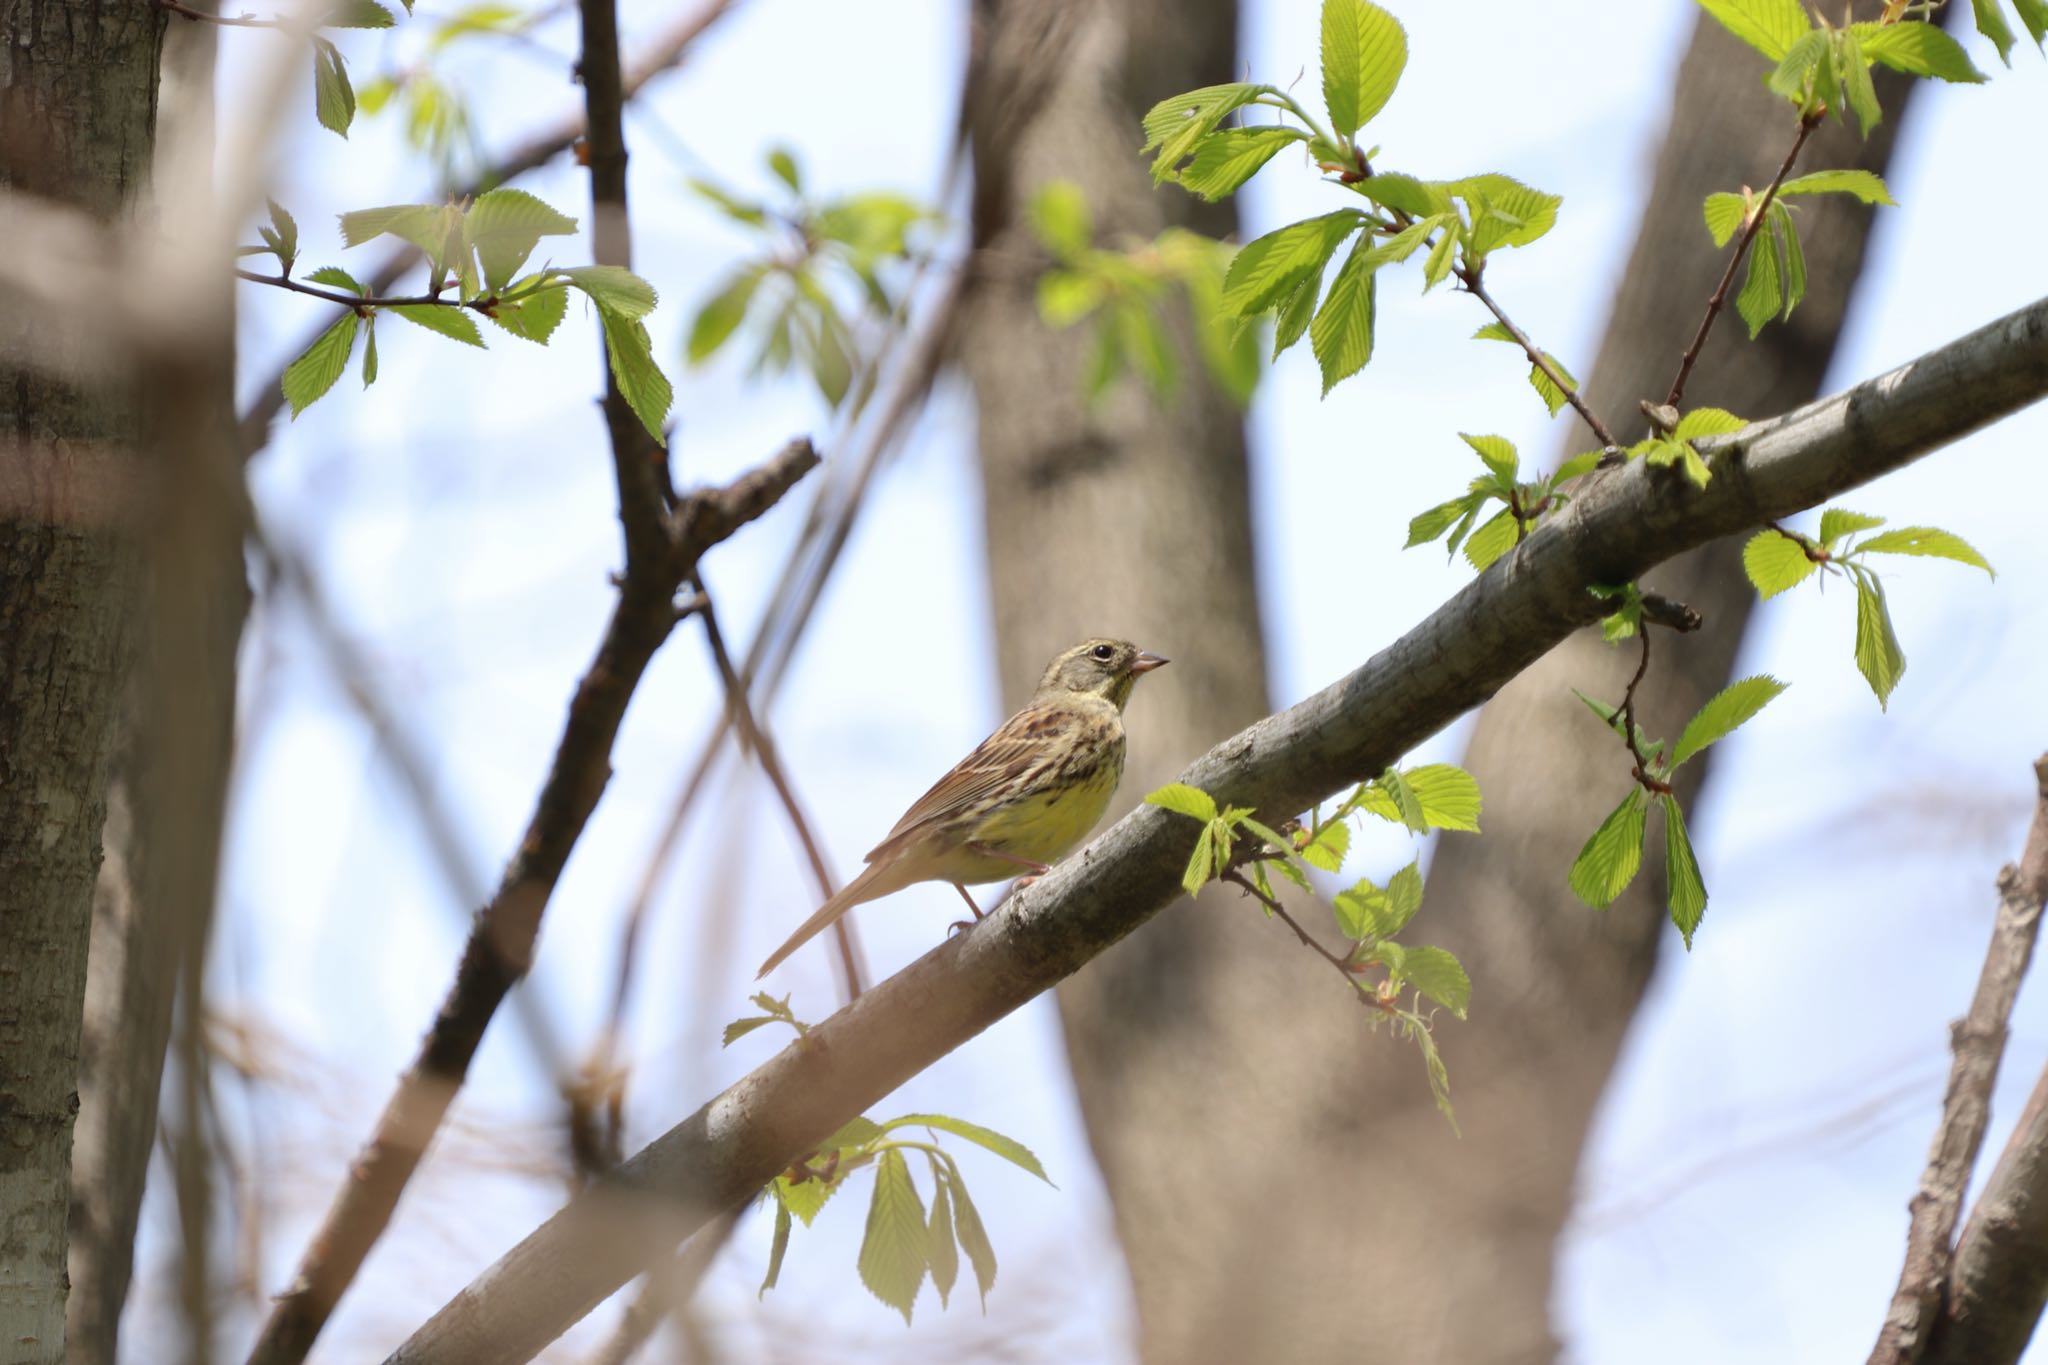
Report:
966,842,1052,875
947,883,986,936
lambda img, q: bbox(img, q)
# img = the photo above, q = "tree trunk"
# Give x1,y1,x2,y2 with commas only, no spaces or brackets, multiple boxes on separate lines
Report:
959,5,1926,1362
0,0,185,1358
62,8,247,1357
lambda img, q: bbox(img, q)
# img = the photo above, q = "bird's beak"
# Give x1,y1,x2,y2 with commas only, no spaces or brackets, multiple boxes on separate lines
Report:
1130,652,1169,674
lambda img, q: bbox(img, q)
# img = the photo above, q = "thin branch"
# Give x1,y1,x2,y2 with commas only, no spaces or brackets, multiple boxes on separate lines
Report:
231,267,490,311
1457,263,1621,451
1876,753,2048,1365
586,1209,743,1365
1665,111,1821,410
1615,628,1669,795
244,439,819,1365
235,0,738,457
693,579,867,998
381,296,2048,1365
1222,869,1391,1015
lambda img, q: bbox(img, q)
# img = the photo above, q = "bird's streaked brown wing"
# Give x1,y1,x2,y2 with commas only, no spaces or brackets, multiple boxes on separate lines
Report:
863,701,1081,864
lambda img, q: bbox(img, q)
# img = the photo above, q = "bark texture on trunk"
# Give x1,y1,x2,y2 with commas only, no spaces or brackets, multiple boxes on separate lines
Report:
961,5,1925,1361
63,11,247,1358
0,0,166,1357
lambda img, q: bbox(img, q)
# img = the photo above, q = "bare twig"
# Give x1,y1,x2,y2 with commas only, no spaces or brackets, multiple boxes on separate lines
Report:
1638,593,1702,633
1614,628,1669,795
1665,112,1822,410
1874,753,2048,1365
1222,869,1392,1016
693,580,866,998
1456,264,1622,451
244,440,819,1365
383,296,2048,1364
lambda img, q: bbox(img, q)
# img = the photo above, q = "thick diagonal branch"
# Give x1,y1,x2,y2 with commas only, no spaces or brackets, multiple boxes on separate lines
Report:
386,297,2048,1364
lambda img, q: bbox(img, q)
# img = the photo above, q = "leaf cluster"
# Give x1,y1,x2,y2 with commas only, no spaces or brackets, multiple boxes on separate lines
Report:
246,189,673,443
1028,182,1260,406
1405,433,1601,572
1146,762,1480,1124
685,148,938,411
1567,675,1789,945
1741,509,1994,708
752,1110,1050,1323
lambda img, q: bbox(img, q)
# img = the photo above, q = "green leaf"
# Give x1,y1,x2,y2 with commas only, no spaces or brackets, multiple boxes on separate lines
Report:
1147,782,1218,822
884,1115,1053,1185
464,187,578,293
1421,225,1456,289
281,311,359,417
1742,530,1820,599
311,37,356,138
1321,0,1408,137
1028,181,1092,257
560,264,658,320
1300,819,1350,873
1114,299,1177,397
1767,27,1832,107
1772,204,1807,320
1377,767,1427,834
1037,270,1106,328
1406,494,1477,549
1401,945,1470,1018
687,265,766,364
1671,674,1788,769
1661,794,1708,948
1820,507,1886,547
720,1015,779,1047
1702,191,1747,248
1173,126,1307,201
857,1149,927,1325
1777,168,1899,204
1310,234,1377,393
1405,764,1483,832
304,265,364,294
389,303,485,347
1460,432,1520,486
1272,272,1319,360
488,278,568,344
688,178,768,226
823,1114,885,1149
595,308,673,445
339,203,461,261
1854,19,1990,80
925,1168,958,1309
1674,407,1747,440
1569,789,1647,910
2014,0,2048,45
1551,450,1602,484
1356,173,1449,219
1140,82,1271,182
1836,29,1882,138
1852,568,1908,708
1973,0,2018,64
327,0,395,27
1526,351,1576,417
773,1169,836,1227
944,1153,998,1308
1450,174,1562,255
360,319,378,386
1735,225,1782,338
265,199,299,269
1462,508,1517,572
1697,0,1814,61
759,1198,791,1299
1405,1009,1457,1132
1181,826,1217,896
767,145,803,192
1221,211,1362,317
1853,526,1995,577
1386,859,1423,925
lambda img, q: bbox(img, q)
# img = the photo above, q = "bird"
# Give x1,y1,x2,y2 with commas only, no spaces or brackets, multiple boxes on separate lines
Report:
756,637,1168,977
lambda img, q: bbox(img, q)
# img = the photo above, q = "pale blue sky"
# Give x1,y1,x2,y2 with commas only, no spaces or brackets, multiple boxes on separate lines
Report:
147,1,2048,1359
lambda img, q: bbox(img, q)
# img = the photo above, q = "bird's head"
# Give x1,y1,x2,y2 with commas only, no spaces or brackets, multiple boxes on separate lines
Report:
1036,638,1169,711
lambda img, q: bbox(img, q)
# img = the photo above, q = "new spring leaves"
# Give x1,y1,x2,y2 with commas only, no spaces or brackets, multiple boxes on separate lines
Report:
246,189,673,444
722,995,1050,1325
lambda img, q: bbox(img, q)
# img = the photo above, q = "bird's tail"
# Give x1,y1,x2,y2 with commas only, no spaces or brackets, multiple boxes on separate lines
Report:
756,859,902,978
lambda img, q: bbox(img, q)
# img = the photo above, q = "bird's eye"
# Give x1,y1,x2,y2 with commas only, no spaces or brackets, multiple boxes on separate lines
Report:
1091,644,1115,661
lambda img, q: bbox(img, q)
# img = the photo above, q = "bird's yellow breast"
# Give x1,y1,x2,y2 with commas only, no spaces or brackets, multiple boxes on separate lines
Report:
967,754,1123,866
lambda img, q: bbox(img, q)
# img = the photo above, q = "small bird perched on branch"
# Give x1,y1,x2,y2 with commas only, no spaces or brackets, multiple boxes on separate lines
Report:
757,638,1168,977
